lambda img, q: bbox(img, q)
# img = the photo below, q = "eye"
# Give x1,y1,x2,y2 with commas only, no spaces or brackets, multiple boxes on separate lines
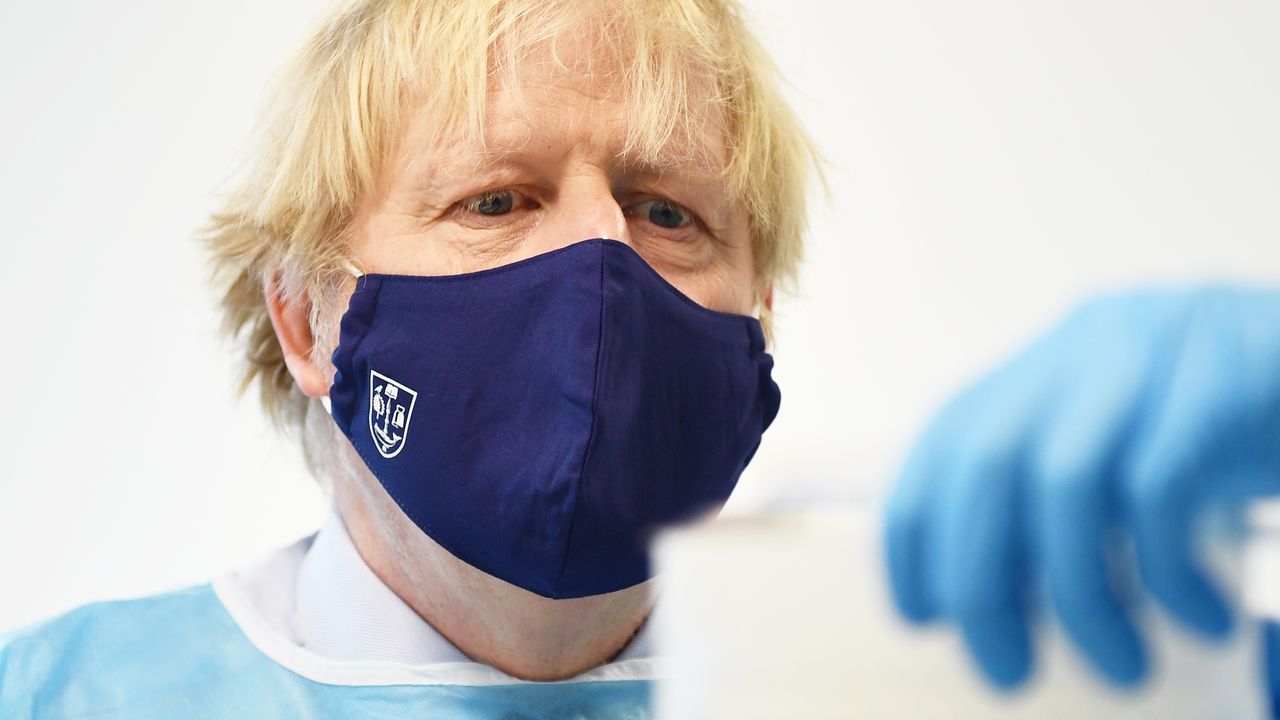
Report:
462,190,517,216
635,199,692,230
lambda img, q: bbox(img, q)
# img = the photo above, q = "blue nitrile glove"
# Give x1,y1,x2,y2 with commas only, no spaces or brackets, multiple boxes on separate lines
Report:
884,286,1280,690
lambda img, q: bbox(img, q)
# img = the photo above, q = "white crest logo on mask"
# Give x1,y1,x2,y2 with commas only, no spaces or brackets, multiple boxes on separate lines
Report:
368,370,418,459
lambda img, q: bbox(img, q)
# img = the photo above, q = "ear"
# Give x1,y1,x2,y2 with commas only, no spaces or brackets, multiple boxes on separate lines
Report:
264,275,329,398
763,281,774,313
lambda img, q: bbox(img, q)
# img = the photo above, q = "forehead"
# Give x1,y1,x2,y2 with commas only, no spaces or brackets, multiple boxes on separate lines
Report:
401,17,731,179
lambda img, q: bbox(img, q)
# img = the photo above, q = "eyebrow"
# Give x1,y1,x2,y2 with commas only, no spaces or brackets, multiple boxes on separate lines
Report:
462,142,728,189
616,147,728,184
397,111,733,221
469,110,729,179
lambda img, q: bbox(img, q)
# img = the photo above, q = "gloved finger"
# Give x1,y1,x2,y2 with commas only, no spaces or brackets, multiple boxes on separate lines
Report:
959,600,1033,691
1128,491,1230,637
1125,304,1235,638
927,333,1072,689
1033,320,1149,686
1204,290,1280,500
1037,466,1146,685
936,443,1033,689
885,419,952,623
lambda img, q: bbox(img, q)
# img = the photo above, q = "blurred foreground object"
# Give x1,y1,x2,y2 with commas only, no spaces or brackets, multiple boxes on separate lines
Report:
885,287,1280,687
653,505,1263,719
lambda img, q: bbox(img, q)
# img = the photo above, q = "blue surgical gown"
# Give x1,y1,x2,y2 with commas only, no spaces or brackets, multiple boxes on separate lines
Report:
0,584,652,719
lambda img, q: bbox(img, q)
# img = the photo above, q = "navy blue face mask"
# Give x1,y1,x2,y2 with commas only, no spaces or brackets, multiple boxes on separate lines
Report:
328,238,780,599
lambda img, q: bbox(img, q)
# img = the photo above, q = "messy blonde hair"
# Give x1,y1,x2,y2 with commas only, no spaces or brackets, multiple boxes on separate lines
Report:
203,0,820,479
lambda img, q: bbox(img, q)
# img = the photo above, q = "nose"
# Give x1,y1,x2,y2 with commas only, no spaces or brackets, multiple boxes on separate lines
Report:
537,169,630,251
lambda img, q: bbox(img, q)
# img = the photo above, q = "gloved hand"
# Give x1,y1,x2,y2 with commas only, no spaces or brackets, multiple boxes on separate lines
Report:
884,286,1280,689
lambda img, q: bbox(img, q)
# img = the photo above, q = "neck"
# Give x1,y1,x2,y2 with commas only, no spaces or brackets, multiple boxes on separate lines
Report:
336,477,655,681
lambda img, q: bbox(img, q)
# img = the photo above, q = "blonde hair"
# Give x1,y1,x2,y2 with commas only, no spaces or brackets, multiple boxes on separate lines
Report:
203,0,821,478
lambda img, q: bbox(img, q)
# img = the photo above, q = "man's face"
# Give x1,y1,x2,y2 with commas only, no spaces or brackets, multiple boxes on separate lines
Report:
265,25,764,679
345,31,757,318
252,13,772,682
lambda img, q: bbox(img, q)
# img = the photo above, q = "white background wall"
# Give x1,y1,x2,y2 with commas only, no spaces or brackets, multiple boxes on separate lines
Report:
0,0,1276,630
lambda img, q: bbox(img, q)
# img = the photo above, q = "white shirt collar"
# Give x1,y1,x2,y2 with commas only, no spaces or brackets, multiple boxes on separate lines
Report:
295,510,473,664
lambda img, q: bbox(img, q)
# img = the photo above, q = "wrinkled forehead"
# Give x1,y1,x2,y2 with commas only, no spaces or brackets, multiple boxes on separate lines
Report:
397,5,733,180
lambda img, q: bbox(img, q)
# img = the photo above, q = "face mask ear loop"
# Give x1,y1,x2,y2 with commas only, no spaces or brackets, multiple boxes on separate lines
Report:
321,257,367,417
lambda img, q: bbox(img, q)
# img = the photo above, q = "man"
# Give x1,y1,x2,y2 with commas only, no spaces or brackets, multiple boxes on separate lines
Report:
0,0,816,716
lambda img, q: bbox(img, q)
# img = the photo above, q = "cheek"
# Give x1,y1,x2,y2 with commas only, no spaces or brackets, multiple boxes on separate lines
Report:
314,280,360,383
673,251,757,316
